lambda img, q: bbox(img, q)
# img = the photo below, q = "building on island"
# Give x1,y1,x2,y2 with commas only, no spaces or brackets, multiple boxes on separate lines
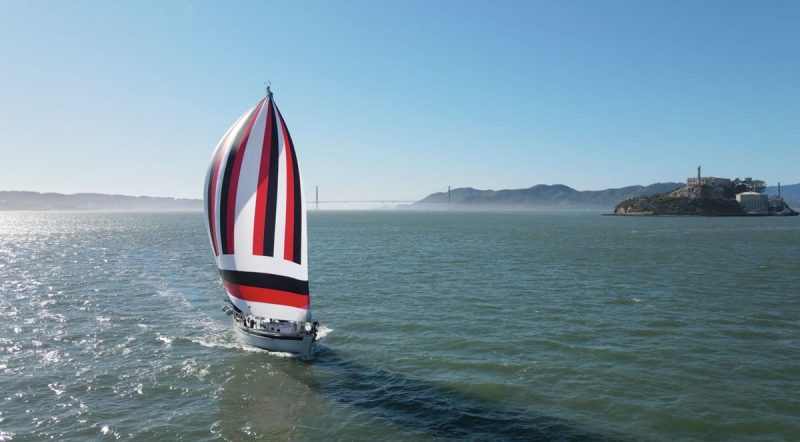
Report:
740,177,766,193
686,165,732,188
767,182,797,215
769,182,784,205
687,176,732,187
736,192,769,214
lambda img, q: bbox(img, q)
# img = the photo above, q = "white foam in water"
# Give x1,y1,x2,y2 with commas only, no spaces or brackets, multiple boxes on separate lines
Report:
262,350,295,358
209,421,222,438
42,350,60,364
187,317,271,354
181,359,210,380
189,324,320,358
316,324,333,340
157,335,174,346
190,335,270,354
240,423,253,436
47,383,65,396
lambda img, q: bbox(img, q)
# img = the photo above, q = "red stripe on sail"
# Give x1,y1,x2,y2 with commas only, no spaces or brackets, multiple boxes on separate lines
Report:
253,100,274,255
224,281,309,309
282,117,296,261
225,99,265,253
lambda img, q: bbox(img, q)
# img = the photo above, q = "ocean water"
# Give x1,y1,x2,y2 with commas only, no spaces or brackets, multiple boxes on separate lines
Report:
0,211,798,441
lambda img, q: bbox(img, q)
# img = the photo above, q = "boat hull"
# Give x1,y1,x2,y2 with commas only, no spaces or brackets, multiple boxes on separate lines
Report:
232,321,314,355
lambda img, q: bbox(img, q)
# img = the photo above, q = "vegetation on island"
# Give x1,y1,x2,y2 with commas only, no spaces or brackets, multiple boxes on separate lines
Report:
614,188,744,216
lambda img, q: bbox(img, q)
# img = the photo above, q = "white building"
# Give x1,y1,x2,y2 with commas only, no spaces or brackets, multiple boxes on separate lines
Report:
736,192,769,214
686,166,732,188
686,177,732,188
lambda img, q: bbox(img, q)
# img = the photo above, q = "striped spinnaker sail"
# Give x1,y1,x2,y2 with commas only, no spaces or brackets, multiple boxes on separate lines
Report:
204,92,309,322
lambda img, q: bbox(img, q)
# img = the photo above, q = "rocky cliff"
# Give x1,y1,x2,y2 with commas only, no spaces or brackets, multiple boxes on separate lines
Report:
614,188,745,216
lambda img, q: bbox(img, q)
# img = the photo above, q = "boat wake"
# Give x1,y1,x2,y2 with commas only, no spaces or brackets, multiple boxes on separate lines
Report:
187,321,271,354
189,320,333,359
315,324,333,340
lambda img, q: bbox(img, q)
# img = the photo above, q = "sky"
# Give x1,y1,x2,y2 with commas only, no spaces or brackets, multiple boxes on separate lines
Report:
1,0,798,205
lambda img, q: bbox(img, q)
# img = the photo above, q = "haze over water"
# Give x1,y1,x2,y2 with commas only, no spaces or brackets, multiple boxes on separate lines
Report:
1,211,798,440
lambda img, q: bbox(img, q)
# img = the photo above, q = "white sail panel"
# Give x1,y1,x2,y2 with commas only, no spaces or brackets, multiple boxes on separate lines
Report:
204,107,252,256
213,111,251,258
233,101,268,256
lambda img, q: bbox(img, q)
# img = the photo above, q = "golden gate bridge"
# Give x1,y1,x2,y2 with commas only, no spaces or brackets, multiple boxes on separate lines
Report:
305,186,452,208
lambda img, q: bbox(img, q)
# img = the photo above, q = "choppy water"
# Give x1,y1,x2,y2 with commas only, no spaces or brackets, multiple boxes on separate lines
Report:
0,211,798,441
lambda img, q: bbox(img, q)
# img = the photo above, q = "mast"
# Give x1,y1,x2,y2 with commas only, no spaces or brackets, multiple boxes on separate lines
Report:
316,185,319,210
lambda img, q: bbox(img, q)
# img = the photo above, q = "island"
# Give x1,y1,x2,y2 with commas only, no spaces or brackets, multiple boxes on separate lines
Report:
614,168,798,216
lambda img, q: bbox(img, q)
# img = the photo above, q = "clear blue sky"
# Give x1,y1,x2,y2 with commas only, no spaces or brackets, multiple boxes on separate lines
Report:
1,0,798,203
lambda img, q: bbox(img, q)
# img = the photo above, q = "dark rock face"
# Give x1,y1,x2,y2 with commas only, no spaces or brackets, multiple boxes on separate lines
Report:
614,194,745,216
768,198,800,216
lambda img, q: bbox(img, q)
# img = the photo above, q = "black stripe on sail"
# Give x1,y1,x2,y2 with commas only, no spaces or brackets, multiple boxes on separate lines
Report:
282,111,303,265
205,161,215,249
263,103,281,256
219,269,309,295
291,147,302,264
218,106,259,254
207,126,238,255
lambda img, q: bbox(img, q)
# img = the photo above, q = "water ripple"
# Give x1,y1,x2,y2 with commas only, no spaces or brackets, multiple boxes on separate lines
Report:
0,211,798,440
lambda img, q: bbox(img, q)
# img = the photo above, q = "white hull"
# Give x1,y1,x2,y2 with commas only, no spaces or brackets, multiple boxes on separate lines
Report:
233,321,314,355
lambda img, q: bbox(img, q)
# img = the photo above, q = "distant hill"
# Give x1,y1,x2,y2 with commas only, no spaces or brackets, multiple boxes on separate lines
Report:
0,191,202,211
411,182,684,210
765,183,800,208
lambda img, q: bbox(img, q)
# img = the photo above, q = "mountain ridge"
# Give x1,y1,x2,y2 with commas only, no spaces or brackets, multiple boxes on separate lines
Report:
0,191,202,211
412,182,800,210
412,182,686,210
3,183,798,211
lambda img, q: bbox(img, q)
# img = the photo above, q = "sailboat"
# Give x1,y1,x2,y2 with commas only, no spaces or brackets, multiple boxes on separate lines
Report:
204,87,317,355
